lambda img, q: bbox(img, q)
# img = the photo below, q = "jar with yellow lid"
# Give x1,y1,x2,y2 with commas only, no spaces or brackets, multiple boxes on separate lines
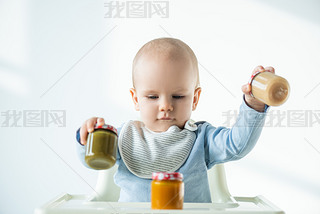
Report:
151,172,184,210
85,124,118,170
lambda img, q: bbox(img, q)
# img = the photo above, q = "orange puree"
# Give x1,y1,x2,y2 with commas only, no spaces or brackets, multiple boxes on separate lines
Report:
151,172,184,209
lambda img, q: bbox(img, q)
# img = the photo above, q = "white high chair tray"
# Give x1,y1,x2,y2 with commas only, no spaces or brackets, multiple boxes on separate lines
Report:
35,193,284,214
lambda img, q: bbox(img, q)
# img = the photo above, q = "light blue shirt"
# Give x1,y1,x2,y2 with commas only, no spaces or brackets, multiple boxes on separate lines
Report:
76,98,268,202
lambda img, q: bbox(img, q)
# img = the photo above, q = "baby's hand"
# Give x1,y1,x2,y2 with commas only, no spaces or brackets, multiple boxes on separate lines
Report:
80,117,105,145
242,65,275,112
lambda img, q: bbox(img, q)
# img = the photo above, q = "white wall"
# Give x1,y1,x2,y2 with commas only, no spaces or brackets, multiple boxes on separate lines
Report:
0,0,319,213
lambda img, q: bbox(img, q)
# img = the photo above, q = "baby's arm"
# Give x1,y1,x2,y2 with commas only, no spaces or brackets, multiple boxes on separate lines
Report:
203,96,267,169
201,65,273,166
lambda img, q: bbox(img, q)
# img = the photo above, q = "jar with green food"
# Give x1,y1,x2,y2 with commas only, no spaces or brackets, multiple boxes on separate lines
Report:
85,124,118,170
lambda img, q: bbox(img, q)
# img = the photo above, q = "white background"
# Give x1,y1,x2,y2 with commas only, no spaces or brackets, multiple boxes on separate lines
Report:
0,0,319,213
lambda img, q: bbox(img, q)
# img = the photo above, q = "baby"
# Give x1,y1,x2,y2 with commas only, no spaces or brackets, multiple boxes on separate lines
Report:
76,37,272,202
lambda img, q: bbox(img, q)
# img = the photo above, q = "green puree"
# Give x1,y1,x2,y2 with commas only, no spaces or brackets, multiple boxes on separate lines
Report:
85,129,117,170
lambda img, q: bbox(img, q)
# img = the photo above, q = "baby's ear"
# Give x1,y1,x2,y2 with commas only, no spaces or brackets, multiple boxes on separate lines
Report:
130,88,140,111
192,87,202,111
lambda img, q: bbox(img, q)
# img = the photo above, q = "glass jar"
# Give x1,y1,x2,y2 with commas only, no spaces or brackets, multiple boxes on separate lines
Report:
151,172,184,210
249,71,290,106
85,124,118,170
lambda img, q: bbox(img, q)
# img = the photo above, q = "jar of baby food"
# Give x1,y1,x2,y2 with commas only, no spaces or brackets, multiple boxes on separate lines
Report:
151,172,184,210
85,124,118,170
249,71,290,106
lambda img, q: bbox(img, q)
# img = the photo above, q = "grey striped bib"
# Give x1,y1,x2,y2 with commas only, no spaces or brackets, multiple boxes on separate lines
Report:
118,120,197,179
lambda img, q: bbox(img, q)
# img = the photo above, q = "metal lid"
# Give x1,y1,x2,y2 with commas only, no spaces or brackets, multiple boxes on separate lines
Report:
94,124,118,136
152,172,183,181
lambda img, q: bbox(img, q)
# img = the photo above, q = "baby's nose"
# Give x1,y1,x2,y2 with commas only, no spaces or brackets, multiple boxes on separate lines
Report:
159,98,173,112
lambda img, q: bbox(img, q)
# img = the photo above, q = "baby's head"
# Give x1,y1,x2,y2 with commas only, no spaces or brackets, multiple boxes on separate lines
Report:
130,38,201,132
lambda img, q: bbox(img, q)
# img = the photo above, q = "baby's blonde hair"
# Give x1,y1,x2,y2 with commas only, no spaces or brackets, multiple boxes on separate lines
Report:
132,37,200,88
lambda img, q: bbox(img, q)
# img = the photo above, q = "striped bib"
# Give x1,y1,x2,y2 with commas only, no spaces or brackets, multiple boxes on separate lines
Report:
118,120,197,179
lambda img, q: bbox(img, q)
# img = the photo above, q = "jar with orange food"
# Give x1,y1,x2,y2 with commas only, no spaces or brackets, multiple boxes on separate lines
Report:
151,172,184,210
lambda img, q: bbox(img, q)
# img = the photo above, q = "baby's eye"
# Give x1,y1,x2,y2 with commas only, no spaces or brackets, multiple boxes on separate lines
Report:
147,95,159,99
172,95,184,99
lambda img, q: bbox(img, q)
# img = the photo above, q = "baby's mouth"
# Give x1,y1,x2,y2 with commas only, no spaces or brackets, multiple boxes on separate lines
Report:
158,117,174,121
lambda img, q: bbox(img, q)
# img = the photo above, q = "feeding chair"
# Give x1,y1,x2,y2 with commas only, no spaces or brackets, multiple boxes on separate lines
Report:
35,164,284,213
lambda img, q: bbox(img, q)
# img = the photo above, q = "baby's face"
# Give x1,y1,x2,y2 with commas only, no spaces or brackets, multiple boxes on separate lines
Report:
130,55,201,132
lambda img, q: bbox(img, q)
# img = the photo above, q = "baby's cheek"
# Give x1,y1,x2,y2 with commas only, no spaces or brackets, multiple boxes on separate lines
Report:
142,103,157,117
185,98,194,111
176,102,193,117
